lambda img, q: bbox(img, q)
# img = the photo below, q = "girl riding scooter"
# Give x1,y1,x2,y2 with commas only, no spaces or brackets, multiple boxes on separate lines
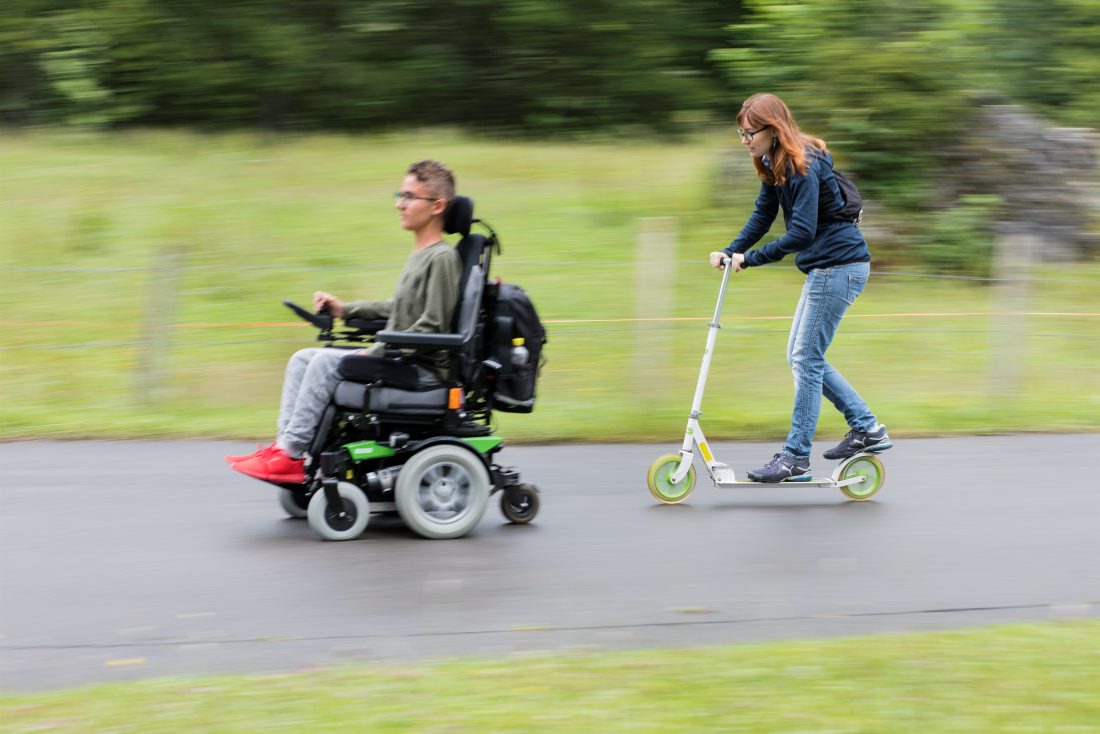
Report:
709,93,892,482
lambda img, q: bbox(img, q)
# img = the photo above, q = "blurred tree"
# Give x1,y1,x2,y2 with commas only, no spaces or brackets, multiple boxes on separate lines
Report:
0,2,60,124
316,0,741,134
1,0,1096,138
0,0,740,134
0,0,1095,271
975,0,1100,127
710,0,1100,270
93,0,340,128
710,0,973,207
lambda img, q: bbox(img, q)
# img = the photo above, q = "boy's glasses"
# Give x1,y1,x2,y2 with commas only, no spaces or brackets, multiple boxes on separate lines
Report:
394,191,438,204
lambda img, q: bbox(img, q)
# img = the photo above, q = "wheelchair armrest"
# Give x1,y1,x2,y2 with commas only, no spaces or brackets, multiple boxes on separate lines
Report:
344,318,388,334
376,329,468,348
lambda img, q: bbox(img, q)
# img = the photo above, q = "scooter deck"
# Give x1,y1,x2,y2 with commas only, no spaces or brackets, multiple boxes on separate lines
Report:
704,470,866,488
712,477,840,488
700,457,871,490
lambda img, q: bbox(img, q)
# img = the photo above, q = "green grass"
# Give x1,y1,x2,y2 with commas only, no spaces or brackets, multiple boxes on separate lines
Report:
1,129,1098,441
3,620,1098,732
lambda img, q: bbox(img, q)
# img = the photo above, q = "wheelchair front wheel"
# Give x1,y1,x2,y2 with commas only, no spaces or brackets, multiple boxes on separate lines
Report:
307,482,370,541
501,483,540,524
395,445,490,539
277,487,309,519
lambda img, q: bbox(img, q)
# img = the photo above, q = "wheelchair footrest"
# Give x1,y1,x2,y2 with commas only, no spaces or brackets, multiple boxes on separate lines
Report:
450,420,493,437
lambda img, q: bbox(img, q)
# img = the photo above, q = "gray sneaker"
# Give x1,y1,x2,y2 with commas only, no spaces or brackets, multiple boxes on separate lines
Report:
823,425,892,460
747,453,811,483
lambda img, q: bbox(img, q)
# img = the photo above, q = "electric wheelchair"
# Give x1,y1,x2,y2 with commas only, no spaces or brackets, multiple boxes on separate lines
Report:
277,196,541,541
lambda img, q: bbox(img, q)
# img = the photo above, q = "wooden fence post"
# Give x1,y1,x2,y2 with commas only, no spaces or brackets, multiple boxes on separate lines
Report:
987,231,1035,399
135,244,185,404
635,217,677,393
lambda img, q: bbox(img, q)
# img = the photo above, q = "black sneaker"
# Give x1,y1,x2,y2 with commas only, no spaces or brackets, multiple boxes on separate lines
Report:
823,424,892,460
746,453,811,483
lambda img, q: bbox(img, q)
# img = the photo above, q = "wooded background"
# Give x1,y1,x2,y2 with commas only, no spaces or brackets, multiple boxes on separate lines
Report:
3,0,1099,269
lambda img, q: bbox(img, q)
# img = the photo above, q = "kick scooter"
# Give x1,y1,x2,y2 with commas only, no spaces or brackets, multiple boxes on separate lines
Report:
646,257,886,504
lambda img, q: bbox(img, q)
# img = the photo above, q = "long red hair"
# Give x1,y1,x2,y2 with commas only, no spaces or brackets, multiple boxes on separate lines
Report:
737,93,827,186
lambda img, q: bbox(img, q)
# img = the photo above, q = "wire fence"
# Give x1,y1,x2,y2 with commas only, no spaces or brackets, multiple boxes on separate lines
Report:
3,261,1099,352
5,240,1098,435
6,261,1100,285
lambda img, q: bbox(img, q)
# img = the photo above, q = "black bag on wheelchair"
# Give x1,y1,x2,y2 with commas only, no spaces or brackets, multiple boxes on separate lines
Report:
487,281,546,413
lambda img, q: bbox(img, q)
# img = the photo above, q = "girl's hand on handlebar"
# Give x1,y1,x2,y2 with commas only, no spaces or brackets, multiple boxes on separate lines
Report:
313,291,345,318
709,251,745,272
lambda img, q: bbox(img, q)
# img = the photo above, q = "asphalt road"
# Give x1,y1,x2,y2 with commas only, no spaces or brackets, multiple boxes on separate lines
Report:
2,435,1098,692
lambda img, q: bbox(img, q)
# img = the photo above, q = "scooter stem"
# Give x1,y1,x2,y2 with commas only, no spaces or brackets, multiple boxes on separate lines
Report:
673,260,734,481
688,260,733,418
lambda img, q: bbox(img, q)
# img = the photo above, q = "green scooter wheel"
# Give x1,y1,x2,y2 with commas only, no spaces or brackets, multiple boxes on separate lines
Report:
648,453,696,504
838,454,885,501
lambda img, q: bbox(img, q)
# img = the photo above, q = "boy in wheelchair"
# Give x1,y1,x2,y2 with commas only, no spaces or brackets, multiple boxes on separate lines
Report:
228,159,461,484
228,160,540,540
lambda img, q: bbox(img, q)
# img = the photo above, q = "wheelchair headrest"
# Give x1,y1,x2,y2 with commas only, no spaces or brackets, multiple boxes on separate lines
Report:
444,196,474,237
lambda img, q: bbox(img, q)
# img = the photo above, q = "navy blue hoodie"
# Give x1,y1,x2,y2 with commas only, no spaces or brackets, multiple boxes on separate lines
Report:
723,149,870,274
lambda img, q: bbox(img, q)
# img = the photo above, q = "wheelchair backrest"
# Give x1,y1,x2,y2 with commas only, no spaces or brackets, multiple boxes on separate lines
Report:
444,195,474,238
449,195,491,337
452,258,484,344
444,197,494,386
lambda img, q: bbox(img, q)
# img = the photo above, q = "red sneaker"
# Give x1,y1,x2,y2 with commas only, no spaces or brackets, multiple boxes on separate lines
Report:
232,447,306,484
225,441,277,464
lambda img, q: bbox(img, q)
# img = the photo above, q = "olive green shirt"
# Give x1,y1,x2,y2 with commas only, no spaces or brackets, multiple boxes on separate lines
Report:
343,241,462,379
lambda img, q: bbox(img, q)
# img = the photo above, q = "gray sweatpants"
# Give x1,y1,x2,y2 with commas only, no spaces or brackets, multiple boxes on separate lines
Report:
274,347,441,458
276,348,348,459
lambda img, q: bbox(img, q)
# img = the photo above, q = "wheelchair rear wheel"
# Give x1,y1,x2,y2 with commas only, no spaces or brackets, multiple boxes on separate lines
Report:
395,444,490,539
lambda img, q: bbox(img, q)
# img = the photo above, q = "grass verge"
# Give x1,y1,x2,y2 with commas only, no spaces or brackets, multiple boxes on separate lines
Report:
2,620,1098,732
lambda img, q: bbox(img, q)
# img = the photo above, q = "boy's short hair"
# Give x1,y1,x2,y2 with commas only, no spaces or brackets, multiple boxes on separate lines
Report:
407,160,456,202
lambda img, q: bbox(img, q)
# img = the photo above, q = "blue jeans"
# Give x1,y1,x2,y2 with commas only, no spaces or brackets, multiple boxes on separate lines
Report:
783,262,876,459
